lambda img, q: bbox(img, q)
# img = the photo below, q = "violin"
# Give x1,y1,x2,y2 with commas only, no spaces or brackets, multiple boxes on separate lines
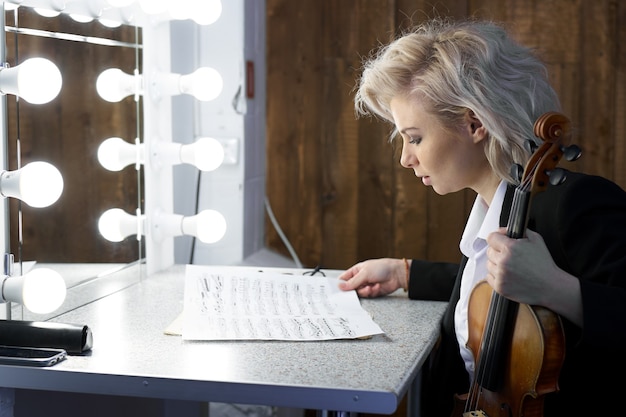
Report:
453,112,581,417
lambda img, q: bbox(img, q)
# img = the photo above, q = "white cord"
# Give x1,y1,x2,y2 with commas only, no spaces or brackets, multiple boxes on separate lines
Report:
264,196,303,268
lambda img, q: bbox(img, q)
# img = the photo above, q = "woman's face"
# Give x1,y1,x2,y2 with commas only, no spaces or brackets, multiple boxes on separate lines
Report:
390,95,495,198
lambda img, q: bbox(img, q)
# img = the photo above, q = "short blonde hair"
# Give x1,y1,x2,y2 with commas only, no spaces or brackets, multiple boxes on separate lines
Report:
354,19,561,184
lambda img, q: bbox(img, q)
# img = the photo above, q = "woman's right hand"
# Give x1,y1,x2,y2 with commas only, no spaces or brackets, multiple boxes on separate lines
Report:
337,258,408,298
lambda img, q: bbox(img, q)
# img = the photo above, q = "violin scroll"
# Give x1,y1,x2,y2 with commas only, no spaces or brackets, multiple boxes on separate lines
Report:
522,112,582,195
533,112,571,144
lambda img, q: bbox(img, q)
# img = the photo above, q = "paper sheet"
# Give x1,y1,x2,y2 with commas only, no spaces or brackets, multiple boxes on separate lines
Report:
182,265,384,341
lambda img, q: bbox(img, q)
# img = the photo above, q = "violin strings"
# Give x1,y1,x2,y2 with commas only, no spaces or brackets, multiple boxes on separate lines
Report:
467,289,503,411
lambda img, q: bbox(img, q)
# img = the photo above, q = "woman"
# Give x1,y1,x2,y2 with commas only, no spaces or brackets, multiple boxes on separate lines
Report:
338,19,626,416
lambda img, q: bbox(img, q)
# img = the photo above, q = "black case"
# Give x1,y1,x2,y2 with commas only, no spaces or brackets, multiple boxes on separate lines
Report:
0,320,92,354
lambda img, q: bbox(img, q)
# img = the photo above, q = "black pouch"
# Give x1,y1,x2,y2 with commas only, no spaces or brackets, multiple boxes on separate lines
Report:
0,320,92,354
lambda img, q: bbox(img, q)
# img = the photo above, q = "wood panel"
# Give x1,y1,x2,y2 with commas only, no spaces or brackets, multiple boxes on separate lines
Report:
265,0,626,274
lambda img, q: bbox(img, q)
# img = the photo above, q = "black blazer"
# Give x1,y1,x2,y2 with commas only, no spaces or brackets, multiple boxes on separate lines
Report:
409,171,626,416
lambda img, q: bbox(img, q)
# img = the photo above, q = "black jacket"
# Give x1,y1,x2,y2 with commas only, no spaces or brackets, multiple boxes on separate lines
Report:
408,172,626,416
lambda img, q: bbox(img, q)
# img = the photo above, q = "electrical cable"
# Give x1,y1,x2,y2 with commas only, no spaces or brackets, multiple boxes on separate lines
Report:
188,169,202,265
264,196,302,268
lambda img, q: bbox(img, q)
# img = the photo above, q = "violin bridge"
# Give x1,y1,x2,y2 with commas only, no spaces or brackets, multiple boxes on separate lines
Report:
462,411,488,417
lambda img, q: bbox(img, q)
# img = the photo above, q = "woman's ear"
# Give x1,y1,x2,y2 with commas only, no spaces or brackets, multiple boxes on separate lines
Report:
465,110,487,143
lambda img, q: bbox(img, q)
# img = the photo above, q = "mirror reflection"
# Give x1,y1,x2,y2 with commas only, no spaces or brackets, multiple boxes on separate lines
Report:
3,6,143,317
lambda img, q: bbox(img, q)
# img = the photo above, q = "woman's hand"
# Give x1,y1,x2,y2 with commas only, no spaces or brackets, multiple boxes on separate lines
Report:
486,228,582,326
338,258,407,298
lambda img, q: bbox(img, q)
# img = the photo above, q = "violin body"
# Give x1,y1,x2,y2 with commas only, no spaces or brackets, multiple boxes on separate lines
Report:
452,281,565,417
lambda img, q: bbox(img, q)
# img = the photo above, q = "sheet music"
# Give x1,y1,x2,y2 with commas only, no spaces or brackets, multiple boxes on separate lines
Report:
182,265,384,341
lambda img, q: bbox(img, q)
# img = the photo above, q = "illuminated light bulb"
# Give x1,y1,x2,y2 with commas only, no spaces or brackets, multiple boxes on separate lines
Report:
99,19,122,28
153,137,225,171
98,208,144,242
0,58,62,104
105,0,135,7
69,14,94,23
180,137,224,171
0,161,64,208
98,137,144,171
166,0,196,20
192,0,222,25
137,0,167,14
100,137,227,171
179,67,223,101
96,68,142,102
166,0,221,25
33,0,65,17
34,8,62,17
152,209,227,243
153,68,223,102
1,268,67,314
183,210,227,243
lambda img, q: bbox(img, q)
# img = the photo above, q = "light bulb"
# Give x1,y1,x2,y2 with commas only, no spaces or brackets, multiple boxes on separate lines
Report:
138,0,167,14
182,210,227,243
0,161,64,208
152,209,226,243
34,8,62,17
96,68,141,102
98,137,144,171
192,0,222,25
178,67,223,101
0,58,62,104
166,0,193,20
166,0,221,25
99,19,122,28
180,137,224,171
153,137,225,171
98,208,144,242
105,0,135,7
69,14,94,23
2,268,67,314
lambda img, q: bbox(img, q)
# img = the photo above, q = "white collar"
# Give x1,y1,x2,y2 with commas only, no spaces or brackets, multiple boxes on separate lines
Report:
459,181,508,256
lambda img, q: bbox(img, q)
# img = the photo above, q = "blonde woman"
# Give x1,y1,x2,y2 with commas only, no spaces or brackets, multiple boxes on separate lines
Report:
339,19,626,416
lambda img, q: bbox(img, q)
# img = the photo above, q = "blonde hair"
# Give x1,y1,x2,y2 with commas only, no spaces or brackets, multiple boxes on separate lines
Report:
354,19,561,183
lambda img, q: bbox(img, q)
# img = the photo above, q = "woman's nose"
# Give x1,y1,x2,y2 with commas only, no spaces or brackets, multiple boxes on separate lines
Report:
400,145,414,168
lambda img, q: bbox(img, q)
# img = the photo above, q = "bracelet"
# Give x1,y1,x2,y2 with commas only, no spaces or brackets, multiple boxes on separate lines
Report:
402,258,409,293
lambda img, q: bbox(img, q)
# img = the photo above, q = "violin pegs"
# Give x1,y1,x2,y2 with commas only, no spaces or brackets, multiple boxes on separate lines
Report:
510,163,524,182
524,140,538,154
549,168,567,186
562,144,582,162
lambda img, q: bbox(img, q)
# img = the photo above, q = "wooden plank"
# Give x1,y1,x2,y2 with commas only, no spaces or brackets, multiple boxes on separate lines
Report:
353,1,397,264
265,0,325,267
576,0,616,179
613,0,626,188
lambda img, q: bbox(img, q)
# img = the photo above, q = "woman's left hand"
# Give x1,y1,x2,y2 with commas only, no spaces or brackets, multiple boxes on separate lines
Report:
485,228,561,306
486,227,583,326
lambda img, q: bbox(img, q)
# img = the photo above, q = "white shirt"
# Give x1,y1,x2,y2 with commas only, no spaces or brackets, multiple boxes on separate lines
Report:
454,181,508,382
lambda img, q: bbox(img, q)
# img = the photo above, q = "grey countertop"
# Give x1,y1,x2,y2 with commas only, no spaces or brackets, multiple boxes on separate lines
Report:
0,264,447,414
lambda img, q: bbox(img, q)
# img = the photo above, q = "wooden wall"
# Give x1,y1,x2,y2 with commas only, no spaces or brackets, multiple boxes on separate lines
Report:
265,0,626,269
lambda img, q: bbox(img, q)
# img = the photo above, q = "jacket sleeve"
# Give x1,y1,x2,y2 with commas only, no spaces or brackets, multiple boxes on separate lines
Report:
530,172,626,349
407,258,459,301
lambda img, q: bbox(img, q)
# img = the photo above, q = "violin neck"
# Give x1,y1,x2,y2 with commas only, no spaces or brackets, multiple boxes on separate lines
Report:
506,188,531,238
473,187,530,390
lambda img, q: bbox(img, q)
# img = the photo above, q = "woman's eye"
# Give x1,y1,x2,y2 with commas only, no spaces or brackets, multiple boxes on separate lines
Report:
409,137,422,145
